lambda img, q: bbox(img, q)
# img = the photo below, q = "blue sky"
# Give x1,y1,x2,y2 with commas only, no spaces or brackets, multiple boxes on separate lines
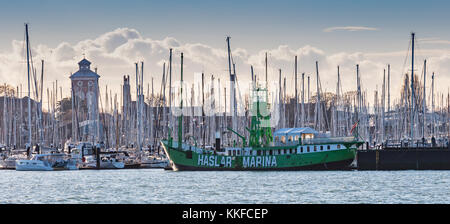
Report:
1,0,449,53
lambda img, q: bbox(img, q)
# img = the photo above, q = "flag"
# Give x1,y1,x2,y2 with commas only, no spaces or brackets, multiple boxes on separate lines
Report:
350,122,358,134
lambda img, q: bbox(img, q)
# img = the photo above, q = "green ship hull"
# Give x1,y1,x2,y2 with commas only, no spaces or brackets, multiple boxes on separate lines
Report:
161,140,362,171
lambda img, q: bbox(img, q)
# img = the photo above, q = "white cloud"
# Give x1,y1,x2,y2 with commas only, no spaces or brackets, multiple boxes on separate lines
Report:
1,27,450,109
419,37,450,45
323,26,378,32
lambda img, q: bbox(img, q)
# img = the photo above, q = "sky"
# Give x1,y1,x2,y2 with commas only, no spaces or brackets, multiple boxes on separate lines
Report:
1,0,450,109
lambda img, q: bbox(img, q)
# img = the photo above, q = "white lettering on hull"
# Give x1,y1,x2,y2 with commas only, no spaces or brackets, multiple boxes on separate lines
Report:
242,156,277,168
197,155,233,168
197,155,277,168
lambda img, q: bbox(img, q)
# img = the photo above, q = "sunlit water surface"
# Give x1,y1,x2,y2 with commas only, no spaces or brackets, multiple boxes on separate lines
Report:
1,169,449,203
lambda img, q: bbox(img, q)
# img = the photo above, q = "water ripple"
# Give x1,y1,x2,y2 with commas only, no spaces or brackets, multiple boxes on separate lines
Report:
0,170,449,203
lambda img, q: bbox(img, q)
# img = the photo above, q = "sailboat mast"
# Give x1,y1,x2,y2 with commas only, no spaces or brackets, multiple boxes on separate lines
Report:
307,76,310,126
336,66,340,136
423,60,427,140
25,23,32,147
169,49,173,132
295,56,298,127
265,52,268,89
382,69,386,143
135,63,140,151
411,32,415,140
315,61,321,132
432,72,435,137
178,53,184,149
388,64,390,113
301,73,305,127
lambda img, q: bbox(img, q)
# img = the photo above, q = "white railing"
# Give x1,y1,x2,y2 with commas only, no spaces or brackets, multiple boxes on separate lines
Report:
302,137,356,145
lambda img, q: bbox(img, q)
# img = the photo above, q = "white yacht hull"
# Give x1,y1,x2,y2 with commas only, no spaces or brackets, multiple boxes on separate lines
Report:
15,160,78,171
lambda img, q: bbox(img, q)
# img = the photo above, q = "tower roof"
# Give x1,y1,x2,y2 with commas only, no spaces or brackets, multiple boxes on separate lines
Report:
70,58,100,79
78,58,91,66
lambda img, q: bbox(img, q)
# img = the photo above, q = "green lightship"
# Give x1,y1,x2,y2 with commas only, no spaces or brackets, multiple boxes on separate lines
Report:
161,80,363,171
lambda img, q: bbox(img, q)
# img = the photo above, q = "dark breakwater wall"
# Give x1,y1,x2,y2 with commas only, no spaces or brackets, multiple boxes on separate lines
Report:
357,148,450,170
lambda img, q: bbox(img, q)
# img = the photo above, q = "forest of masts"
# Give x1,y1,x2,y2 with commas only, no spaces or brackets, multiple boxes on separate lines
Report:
1,34,449,150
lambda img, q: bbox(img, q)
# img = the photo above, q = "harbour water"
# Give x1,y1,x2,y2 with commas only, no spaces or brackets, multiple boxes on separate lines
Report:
1,170,449,204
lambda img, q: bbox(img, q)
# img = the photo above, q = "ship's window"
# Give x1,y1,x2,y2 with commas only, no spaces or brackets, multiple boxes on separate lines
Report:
327,145,331,150
281,136,286,144
307,146,310,152
320,146,323,151
237,150,240,156
314,146,317,152
275,136,279,142
300,147,303,153
269,150,273,155
294,135,299,141
337,144,341,149
288,136,293,142
266,150,270,156
280,149,284,155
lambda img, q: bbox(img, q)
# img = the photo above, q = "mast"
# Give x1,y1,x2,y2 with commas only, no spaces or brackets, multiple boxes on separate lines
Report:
140,62,144,149
162,62,166,139
411,32,415,140
432,72,435,137
307,76,310,126
226,37,237,141
178,53,183,149
2,84,6,145
151,76,154,145
387,64,390,139
301,73,305,127
283,75,286,127
388,64,390,113
251,66,255,88
315,61,321,132
25,23,32,147
202,72,205,149
382,69,386,143
39,60,44,145
335,66,340,136
356,64,360,133
265,52,268,89
278,69,282,128
422,60,426,140
169,49,173,134
135,62,141,151
295,56,298,127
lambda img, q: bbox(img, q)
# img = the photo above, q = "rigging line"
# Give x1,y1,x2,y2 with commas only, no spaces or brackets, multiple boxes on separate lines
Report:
401,38,412,77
